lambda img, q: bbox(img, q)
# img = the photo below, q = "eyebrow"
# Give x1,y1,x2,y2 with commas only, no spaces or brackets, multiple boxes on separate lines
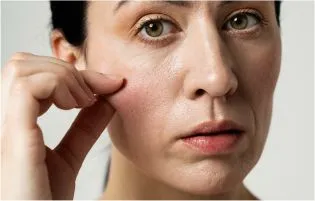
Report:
114,1,193,13
114,1,236,14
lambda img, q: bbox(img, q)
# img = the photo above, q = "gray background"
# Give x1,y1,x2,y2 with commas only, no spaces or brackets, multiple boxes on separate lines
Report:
1,1,314,199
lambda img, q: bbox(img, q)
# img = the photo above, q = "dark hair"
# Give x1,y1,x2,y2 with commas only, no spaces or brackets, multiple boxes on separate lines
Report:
50,1,282,47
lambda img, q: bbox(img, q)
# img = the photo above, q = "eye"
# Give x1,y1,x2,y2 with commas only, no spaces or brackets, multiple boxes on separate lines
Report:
139,19,175,39
224,12,261,31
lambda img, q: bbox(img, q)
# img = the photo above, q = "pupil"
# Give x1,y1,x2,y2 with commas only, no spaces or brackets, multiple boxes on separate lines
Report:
234,17,241,24
149,23,157,31
232,14,247,29
145,21,163,37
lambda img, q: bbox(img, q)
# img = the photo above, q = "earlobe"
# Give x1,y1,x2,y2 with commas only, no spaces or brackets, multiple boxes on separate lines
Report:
50,30,86,70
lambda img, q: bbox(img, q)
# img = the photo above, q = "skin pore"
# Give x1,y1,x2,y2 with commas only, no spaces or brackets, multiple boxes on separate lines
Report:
71,1,281,199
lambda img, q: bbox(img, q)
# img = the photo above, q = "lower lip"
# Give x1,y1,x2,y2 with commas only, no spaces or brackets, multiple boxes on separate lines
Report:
181,133,242,154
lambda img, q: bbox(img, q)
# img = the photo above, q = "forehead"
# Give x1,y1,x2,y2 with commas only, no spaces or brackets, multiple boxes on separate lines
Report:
87,1,274,14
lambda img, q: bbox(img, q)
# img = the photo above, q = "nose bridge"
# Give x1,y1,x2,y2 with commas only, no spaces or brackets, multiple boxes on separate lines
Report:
182,17,238,100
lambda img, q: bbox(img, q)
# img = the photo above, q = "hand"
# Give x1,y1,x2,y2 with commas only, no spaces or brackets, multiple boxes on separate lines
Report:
1,53,124,199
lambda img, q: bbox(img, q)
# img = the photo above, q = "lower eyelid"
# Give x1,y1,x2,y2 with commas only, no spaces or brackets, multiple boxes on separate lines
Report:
222,25,263,40
136,32,181,48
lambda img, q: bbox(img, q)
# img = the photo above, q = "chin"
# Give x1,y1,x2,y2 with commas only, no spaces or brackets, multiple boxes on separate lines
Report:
157,158,252,197
180,174,244,196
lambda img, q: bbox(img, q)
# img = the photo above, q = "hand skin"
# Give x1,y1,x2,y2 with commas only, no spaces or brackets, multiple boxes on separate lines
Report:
1,52,124,200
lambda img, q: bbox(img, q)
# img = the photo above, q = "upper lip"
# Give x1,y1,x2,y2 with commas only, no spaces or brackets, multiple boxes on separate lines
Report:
179,120,245,139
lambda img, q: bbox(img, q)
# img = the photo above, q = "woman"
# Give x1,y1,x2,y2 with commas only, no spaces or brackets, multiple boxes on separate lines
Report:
1,1,282,199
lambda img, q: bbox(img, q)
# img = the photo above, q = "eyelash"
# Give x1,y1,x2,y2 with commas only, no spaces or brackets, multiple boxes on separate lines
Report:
222,9,269,35
134,15,180,47
133,9,268,46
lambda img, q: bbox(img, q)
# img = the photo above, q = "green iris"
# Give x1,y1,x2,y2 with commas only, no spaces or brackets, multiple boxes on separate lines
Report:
230,13,249,30
144,21,164,37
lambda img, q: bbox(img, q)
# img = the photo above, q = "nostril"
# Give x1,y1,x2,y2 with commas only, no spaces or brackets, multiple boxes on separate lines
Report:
195,89,205,97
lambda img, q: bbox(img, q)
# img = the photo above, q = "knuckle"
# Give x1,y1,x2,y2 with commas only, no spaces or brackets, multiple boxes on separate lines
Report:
51,62,77,82
6,60,23,77
54,59,77,75
10,52,32,60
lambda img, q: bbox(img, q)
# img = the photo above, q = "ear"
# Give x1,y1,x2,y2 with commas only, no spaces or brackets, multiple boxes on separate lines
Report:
50,30,86,71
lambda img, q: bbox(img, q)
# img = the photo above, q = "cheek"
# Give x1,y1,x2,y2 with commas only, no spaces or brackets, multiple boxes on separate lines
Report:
107,56,171,127
109,76,153,121
105,75,156,160
249,42,281,112
235,35,281,157
104,57,176,159
86,32,180,156
234,34,281,113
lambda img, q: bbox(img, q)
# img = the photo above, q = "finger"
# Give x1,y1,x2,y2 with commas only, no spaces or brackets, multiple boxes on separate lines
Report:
6,73,79,130
3,72,83,167
27,73,84,110
54,98,115,175
9,52,33,60
10,52,96,100
80,70,125,95
5,60,95,107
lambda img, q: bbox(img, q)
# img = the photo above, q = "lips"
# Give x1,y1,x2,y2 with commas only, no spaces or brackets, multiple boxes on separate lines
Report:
188,129,243,137
179,120,245,154
180,120,245,139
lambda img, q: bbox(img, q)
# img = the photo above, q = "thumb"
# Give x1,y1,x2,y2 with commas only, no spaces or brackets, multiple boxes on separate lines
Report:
54,97,115,175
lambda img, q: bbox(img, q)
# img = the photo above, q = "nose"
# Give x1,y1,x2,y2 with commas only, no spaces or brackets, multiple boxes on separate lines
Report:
182,22,238,101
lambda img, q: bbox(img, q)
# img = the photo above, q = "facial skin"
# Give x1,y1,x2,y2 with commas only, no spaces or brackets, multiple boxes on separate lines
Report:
82,1,281,199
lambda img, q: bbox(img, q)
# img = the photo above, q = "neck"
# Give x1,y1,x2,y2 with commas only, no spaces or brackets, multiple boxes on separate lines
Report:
101,147,257,200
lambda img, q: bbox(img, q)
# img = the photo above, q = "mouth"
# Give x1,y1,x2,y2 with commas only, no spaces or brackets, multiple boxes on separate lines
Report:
180,120,245,139
179,120,245,154
186,129,243,137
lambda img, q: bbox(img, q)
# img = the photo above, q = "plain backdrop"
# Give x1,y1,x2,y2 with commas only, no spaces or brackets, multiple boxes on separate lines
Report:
1,1,314,199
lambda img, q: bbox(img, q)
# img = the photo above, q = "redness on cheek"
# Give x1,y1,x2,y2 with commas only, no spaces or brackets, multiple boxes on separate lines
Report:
106,76,156,148
107,76,150,116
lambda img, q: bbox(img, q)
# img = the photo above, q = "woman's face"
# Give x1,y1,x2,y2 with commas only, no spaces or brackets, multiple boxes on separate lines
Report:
85,1,281,195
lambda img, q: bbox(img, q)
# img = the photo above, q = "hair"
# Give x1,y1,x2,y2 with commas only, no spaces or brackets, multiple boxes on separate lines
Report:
50,1,282,48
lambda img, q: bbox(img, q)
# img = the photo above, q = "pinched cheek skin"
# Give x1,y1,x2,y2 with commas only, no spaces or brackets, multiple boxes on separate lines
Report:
105,52,182,156
106,72,176,165
106,70,168,138
107,72,149,127
108,77,151,118
105,50,181,128
106,75,155,157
